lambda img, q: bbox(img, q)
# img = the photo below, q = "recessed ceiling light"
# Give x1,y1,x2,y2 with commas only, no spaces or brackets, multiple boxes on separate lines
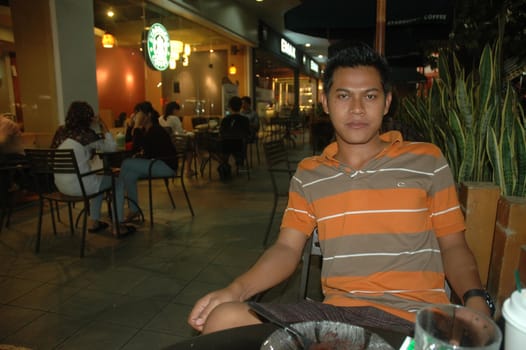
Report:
107,9,114,17
256,0,264,2
318,54,324,58
305,43,311,47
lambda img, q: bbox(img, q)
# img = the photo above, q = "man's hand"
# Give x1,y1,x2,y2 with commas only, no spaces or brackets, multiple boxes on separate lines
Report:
464,295,491,317
187,286,241,332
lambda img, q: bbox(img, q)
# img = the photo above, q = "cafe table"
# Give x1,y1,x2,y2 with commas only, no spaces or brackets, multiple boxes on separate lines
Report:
167,322,407,350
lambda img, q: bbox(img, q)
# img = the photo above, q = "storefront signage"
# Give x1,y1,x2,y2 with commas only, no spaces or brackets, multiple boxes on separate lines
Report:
143,23,171,71
310,60,319,73
280,38,296,60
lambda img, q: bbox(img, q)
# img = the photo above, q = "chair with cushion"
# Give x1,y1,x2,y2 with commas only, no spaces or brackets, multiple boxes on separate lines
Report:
24,148,117,257
262,139,298,246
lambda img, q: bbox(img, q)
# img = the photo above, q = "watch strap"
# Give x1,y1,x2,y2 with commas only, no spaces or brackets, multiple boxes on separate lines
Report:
462,288,486,303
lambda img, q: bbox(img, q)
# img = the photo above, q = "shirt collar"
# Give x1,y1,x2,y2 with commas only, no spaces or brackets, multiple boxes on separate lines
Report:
321,130,404,165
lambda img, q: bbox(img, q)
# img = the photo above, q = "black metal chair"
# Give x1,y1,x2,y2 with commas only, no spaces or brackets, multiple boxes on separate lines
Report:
139,151,195,227
262,139,298,246
24,148,117,257
220,136,250,180
298,228,322,301
0,161,23,232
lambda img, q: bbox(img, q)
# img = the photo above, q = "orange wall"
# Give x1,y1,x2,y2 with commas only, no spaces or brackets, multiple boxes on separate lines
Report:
96,47,146,122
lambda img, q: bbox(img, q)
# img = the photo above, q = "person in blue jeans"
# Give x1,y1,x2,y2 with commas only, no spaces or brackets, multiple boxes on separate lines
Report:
119,101,178,223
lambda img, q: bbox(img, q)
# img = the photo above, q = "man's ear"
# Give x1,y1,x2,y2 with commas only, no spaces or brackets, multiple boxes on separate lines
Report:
383,92,393,116
321,92,329,114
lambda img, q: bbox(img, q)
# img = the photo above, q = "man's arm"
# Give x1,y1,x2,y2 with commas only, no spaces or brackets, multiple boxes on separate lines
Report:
438,231,491,316
188,227,308,331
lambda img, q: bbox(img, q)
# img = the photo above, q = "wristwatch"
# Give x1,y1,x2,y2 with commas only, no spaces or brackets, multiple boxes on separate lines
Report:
463,288,495,316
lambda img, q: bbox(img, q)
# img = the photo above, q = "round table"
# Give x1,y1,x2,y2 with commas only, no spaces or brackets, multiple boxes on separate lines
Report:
167,323,407,350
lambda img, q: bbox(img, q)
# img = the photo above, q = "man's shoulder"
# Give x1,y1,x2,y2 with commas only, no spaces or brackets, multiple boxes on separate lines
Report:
297,154,327,171
394,140,444,158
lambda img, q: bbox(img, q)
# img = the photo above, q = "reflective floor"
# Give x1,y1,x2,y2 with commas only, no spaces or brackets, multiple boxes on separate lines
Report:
0,135,322,349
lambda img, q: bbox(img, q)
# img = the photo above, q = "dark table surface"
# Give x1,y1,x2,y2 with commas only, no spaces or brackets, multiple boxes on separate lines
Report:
167,323,407,350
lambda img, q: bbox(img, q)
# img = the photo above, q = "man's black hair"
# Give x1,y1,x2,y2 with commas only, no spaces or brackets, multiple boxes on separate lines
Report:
323,41,392,95
228,96,242,112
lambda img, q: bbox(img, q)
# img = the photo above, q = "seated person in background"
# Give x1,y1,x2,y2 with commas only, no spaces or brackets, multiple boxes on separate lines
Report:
219,96,250,168
0,113,25,160
159,101,196,177
188,43,491,335
159,101,185,135
0,114,29,194
50,101,133,236
124,103,147,150
119,101,178,223
240,96,260,143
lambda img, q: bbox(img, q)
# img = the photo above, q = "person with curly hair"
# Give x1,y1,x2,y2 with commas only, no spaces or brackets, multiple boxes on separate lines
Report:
51,101,134,236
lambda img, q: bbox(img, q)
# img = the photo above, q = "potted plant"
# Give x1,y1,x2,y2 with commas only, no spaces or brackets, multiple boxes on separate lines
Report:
397,42,526,314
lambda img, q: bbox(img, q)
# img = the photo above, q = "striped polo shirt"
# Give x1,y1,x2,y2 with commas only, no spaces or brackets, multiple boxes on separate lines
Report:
281,131,465,322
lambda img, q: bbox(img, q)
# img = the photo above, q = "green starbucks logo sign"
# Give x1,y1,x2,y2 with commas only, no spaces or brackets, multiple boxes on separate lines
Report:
144,23,171,71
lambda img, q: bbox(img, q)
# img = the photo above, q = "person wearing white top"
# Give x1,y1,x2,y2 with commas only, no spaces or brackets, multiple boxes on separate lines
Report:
50,101,131,236
159,101,196,176
159,101,185,135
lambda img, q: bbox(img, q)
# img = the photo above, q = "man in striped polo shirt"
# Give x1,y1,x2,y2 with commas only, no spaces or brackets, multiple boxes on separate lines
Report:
188,42,492,336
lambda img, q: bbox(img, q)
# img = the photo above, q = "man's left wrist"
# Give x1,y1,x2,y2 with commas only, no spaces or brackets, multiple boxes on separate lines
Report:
463,288,495,316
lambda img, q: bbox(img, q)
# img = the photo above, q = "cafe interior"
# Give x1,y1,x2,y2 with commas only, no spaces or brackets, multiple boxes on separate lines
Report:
0,0,323,142
0,1,329,349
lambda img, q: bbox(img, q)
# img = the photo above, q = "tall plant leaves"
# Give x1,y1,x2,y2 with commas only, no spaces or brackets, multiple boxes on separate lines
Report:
515,119,526,197
398,43,525,198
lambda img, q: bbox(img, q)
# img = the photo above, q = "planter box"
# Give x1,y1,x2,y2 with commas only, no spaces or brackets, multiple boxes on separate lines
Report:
487,196,526,316
459,182,501,286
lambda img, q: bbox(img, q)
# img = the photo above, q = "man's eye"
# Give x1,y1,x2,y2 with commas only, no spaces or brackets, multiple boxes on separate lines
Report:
365,94,377,100
337,93,349,99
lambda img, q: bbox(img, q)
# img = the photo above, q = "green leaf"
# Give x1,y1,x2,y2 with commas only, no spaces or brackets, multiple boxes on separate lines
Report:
487,127,504,194
515,120,526,197
449,109,466,158
455,79,473,130
501,131,515,196
460,133,476,182
501,84,515,139
478,45,494,113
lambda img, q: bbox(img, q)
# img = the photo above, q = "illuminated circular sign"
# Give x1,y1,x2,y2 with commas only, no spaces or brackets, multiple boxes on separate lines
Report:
143,23,171,71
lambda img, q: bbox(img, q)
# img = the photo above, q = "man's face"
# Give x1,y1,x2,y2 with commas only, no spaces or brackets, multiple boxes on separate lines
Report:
321,66,391,146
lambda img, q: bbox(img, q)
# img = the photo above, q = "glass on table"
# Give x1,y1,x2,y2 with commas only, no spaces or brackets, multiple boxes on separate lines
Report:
414,304,501,350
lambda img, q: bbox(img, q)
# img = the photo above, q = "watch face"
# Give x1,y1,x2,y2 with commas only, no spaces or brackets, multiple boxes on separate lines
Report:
485,292,496,316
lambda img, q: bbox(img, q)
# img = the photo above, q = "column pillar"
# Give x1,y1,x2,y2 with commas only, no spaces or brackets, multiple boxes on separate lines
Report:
10,0,97,132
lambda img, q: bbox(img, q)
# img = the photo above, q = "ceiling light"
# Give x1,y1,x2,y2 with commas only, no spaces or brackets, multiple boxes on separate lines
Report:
318,54,323,58
102,33,115,48
305,43,311,47
256,0,264,2
229,64,237,75
106,9,114,17
184,44,191,56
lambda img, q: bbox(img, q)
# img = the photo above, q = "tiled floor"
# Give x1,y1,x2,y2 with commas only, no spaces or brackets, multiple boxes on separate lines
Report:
0,136,322,349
